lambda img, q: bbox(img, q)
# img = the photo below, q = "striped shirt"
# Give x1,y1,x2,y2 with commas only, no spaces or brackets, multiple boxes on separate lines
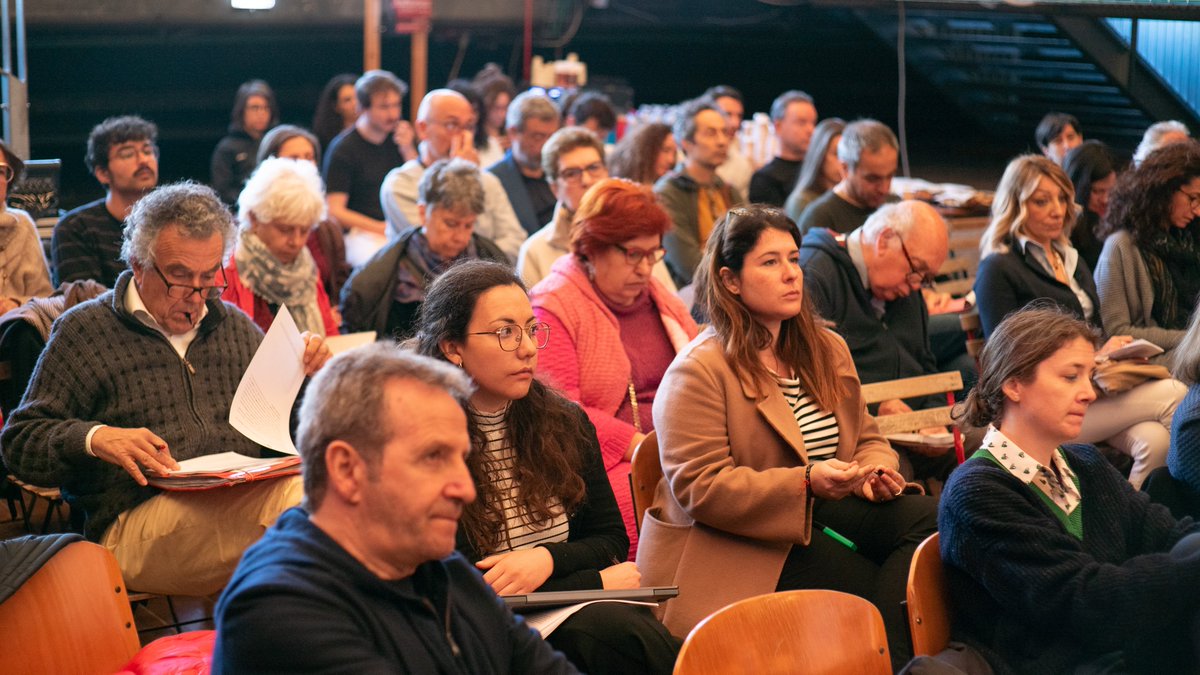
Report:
471,407,570,553
777,376,840,460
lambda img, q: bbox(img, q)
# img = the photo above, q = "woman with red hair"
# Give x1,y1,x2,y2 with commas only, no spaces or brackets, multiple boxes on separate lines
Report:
530,178,699,559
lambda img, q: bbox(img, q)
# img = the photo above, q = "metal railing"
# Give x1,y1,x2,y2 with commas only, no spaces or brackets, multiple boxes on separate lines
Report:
1107,17,1200,118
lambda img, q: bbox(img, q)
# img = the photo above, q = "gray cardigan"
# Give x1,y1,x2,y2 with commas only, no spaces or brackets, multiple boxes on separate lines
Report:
1093,229,1183,366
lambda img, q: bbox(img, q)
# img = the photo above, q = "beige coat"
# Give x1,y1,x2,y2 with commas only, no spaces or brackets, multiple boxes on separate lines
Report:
638,327,897,636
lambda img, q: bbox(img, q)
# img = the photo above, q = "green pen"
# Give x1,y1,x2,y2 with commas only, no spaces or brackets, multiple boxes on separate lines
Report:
815,522,857,551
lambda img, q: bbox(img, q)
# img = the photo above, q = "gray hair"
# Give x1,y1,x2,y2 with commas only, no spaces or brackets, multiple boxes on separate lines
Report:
769,90,814,123
296,342,474,510
237,157,327,232
418,158,486,214
121,181,235,270
861,200,919,240
542,126,605,181
837,119,899,169
505,90,560,133
1133,120,1191,167
673,98,726,146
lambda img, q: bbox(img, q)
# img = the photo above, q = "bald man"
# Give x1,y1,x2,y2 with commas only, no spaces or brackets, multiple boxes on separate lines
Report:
380,88,526,261
799,200,953,406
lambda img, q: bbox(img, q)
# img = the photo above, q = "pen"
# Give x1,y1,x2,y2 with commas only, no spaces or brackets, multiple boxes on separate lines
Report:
814,521,857,551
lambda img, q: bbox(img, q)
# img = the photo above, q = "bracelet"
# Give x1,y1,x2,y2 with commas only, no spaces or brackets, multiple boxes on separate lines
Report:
805,463,814,495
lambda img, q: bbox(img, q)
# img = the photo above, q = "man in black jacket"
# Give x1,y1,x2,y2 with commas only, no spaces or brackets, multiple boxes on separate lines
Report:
214,344,577,674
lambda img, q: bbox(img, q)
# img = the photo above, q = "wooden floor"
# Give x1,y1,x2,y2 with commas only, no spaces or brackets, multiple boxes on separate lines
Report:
0,493,216,642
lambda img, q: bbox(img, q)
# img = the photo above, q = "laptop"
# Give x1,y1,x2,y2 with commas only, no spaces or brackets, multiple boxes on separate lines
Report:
503,586,679,611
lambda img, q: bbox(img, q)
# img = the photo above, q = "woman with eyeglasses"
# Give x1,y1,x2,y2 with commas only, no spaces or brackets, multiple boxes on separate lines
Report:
529,178,699,560
341,158,508,341
0,140,52,315
975,155,1184,489
1095,140,1200,364
413,260,681,675
222,157,339,337
636,205,936,670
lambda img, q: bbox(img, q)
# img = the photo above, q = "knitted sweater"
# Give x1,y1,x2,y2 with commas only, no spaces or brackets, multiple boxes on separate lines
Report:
0,271,265,540
0,208,53,304
1169,384,1200,495
939,444,1200,675
51,198,126,287
1094,229,1183,365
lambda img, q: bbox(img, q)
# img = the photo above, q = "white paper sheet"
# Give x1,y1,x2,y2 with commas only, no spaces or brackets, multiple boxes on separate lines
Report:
520,600,656,637
169,451,273,474
229,305,305,455
325,331,377,355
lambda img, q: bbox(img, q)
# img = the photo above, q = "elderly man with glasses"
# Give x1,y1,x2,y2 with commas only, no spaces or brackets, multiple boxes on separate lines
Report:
380,88,526,262
2,181,331,597
799,200,965,481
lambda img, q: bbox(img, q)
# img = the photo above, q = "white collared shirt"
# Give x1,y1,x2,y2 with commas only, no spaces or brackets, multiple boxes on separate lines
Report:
980,425,1081,515
124,274,207,358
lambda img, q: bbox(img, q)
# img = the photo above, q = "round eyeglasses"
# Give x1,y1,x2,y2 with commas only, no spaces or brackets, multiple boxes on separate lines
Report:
467,322,552,352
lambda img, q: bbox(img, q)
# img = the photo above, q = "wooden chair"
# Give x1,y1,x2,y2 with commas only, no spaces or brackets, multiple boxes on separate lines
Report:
0,540,141,674
906,532,951,657
673,589,892,675
629,430,662,535
6,474,70,533
860,371,965,464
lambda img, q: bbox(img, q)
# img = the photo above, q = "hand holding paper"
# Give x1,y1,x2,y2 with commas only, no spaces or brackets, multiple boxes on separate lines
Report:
229,305,306,455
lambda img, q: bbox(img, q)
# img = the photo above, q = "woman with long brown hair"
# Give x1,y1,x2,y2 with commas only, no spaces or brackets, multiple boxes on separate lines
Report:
413,259,679,675
636,205,936,669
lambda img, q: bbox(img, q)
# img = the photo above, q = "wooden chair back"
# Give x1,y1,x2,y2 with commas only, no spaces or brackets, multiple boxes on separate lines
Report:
674,589,892,675
860,371,963,436
630,430,662,535
0,540,141,674
906,533,951,657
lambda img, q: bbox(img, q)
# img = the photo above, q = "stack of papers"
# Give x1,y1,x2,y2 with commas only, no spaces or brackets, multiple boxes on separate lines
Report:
147,452,301,491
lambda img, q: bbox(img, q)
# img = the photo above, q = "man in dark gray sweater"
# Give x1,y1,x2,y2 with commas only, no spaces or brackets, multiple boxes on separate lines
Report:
2,182,331,596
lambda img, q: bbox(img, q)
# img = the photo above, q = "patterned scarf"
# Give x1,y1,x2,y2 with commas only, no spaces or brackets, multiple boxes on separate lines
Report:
234,231,325,335
1138,226,1200,330
393,230,479,304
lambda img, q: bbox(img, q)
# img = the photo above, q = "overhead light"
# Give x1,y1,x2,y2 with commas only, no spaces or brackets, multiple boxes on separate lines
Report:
232,0,275,9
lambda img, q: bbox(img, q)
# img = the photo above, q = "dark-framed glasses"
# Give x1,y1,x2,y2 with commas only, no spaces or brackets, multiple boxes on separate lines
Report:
558,162,607,185
896,234,935,289
614,243,667,267
467,322,551,352
152,264,228,300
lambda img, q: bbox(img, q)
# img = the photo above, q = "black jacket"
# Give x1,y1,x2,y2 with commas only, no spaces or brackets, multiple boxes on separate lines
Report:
973,238,1100,338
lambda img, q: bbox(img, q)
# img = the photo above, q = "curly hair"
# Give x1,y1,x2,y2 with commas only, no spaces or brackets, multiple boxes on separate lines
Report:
608,122,673,186
311,74,356,148
411,259,589,553
1100,139,1200,242
121,181,235,270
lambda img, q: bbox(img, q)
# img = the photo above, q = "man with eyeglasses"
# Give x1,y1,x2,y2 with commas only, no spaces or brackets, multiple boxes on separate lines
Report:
517,128,674,290
53,115,160,287
800,201,963,481
656,98,745,288
381,88,526,262
796,118,900,237
487,90,561,235
3,182,332,597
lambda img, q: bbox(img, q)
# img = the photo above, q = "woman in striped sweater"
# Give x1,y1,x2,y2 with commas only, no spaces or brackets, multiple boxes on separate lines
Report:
412,259,679,675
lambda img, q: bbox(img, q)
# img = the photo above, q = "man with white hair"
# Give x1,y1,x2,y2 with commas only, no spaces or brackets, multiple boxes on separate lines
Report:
489,90,561,234
1,181,331,596
380,88,526,261
1134,120,1191,167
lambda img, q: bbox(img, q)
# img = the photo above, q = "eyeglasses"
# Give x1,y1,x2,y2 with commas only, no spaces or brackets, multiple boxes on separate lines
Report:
111,143,159,162
614,243,666,267
558,162,607,185
467,322,551,352
151,264,228,300
430,118,476,134
1180,188,1200,212
0,164,13,183
896,234,935,289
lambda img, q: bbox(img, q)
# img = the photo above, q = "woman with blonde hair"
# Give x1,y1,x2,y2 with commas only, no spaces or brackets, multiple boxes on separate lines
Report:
938,306,1200,673
973,154,1183,489
636,205,935,669
223,157,339,336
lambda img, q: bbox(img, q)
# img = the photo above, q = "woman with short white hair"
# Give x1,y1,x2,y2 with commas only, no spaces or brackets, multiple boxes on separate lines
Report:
223,156,340,336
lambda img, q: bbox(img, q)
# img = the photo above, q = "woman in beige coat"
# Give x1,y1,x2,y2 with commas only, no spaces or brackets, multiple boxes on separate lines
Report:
637,205,936,668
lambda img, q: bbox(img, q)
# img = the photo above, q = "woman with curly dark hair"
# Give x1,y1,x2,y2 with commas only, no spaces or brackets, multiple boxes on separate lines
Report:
607,122,675,186
1095,139,1200,364
412,259,679,675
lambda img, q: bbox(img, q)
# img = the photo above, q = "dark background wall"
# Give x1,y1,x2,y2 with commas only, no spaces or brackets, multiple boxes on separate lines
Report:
27,3,1017,210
